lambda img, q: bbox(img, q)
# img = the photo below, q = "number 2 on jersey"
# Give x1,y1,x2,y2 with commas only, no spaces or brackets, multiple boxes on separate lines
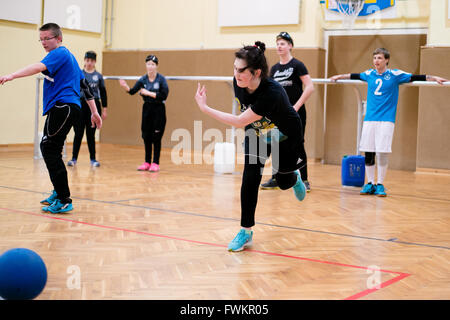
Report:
374,79,383,96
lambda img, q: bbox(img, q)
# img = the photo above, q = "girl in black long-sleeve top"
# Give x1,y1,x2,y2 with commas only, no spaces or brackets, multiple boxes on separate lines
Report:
68,51,108,167
119,55,169,171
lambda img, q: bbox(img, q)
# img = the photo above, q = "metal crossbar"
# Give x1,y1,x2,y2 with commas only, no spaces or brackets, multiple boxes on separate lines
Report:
33,75,450,159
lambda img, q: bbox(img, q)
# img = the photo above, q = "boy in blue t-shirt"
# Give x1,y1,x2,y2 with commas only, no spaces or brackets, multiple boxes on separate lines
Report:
0,23,102,213
331,48,448,197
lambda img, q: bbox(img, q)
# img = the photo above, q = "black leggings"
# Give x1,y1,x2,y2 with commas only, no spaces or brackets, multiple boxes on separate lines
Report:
298,106,308,181
142,103,166,164
271,106,308,181
72,99,101,160
40,104,80,203
241,159,298,228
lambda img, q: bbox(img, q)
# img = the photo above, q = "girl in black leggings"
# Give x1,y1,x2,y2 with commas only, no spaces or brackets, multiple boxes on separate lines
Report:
119,55,169,171
195,42,307,252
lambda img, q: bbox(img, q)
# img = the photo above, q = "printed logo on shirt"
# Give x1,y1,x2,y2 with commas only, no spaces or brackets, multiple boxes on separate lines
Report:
92,75,99,82
236,97,274,131
273,68,294,82
237,97,250,113
384,73,391,81
252,118,275,131
153,82,160,90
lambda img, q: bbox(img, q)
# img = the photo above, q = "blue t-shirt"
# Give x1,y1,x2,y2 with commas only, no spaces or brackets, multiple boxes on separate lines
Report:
40,46,84,115
360,69,412,123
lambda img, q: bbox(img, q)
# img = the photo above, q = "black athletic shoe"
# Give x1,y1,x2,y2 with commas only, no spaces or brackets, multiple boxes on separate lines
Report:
260,178,279,190
303,181,311,192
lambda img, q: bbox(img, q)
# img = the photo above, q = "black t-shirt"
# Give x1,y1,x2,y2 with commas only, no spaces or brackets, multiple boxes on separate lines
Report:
270,58,308,107
233,77,301,139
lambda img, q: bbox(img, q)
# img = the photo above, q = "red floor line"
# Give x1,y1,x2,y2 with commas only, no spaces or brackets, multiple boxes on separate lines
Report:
247,249,405,275
0,207,411,299
343,273,411,300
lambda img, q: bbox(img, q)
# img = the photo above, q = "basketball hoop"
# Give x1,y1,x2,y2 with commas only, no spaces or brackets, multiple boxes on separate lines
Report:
334,0,365,29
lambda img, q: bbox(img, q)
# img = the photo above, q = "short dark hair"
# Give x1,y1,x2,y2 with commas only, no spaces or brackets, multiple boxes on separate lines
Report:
85,51,97,60
235,41,268,79
373,48,390,60
39,23,62,38
145,55,158,65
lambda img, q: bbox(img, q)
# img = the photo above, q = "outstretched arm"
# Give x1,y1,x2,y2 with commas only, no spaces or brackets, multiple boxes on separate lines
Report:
425,75,449,85
330,73,352,82
194,83,262,128
118,79,131,92
0,63,47,85
409,74,449,85
118,79,143,95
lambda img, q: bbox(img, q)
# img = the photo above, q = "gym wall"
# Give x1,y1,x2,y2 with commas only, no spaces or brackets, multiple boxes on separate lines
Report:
417,46,450,171
101,48,326,160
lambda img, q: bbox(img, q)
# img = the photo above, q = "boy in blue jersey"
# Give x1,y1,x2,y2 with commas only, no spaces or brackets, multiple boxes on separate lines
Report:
0,23,102,213
331,48,447,197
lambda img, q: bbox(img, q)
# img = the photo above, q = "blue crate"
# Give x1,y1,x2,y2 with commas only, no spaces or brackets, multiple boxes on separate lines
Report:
341,155,365,187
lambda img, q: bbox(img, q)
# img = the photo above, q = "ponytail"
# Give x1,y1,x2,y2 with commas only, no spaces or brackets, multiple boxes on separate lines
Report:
235,41,268,79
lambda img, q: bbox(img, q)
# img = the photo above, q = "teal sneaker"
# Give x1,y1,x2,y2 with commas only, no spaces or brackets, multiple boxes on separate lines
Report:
374,184,387,197
228,229,253,252
293,171,306,201
360,183,376,195
42,199,73,214
40,190,58,205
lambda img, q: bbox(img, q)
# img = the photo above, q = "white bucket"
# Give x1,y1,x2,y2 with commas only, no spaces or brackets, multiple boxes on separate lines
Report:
214,142,235,174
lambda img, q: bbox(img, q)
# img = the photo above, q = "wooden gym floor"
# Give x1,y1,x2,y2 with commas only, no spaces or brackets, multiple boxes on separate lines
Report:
0,143,449,300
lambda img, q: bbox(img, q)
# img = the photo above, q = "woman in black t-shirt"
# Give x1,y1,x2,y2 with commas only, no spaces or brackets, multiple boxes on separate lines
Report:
119,55,169,172
195,42,307,252
261,32,314,192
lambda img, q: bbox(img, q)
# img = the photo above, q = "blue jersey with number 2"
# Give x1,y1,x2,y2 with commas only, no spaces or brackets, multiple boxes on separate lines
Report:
360,69,411,123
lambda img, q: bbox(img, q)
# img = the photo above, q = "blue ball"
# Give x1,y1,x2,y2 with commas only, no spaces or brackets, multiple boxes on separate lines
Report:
0,248,47,300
